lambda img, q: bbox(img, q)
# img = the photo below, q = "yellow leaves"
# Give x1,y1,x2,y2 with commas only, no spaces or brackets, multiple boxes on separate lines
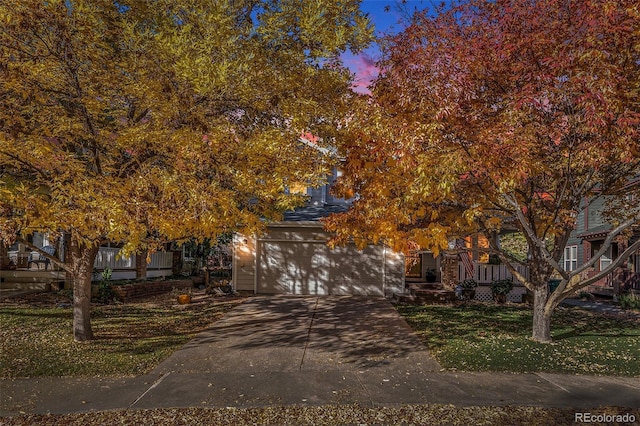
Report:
411,225,451,256
485,217,503,232
1,0,372,253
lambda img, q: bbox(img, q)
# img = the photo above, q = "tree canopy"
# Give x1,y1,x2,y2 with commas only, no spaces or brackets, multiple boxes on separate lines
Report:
326,0,640,342
0,0,372,339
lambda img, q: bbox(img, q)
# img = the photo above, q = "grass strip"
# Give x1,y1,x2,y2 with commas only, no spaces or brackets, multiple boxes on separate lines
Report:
396,303,640,377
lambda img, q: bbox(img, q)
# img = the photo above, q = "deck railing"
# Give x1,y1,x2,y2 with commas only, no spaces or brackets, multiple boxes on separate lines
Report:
148,251,173,269
458,261,530,285
93,247,135,270
93,248,173,270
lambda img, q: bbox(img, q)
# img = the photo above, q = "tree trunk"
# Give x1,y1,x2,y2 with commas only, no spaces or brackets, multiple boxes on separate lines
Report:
68,240,100,341
531,283,552,343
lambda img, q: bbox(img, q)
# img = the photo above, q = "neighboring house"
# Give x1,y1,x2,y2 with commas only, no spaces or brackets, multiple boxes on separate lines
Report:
0,233,180,291
563,190,640,294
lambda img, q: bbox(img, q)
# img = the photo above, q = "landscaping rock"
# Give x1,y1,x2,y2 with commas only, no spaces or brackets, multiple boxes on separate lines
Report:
111,279,193,302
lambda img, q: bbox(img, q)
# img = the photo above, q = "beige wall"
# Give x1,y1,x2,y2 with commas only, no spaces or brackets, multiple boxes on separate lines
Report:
233,226,405,297
383,247,405,296
232,234,256,292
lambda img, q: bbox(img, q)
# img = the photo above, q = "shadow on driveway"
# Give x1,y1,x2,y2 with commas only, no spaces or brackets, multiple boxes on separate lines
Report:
152,296,440,374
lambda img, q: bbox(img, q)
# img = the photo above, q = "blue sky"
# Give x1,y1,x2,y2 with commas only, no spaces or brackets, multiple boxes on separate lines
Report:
346,0,449,92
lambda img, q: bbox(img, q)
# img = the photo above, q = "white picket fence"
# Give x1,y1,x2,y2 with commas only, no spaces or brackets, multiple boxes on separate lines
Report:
458,261,529,284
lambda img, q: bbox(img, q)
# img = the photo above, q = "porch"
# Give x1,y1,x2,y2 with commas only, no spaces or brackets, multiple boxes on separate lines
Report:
457,261,530,285
456,261,529,303
1,246,176,295
93,247,175,280
403,253,530,303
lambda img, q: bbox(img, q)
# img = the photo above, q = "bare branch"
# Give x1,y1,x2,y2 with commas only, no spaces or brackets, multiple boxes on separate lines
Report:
569,213,640,279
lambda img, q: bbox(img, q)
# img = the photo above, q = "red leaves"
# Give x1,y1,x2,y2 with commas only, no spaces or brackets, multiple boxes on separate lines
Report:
330,0,639,256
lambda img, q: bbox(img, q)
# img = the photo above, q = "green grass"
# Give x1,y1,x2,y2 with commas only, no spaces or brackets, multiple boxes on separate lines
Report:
396,303,640,377
0,298,244,378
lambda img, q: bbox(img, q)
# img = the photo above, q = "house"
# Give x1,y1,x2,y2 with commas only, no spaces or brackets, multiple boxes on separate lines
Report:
563,187,640,295
232,169,408,297
0,233,180,293
231,142,529,298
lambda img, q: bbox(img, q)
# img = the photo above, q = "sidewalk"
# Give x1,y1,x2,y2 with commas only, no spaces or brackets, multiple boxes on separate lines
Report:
2,297,639,416
3,369,639,416
562,298,640,319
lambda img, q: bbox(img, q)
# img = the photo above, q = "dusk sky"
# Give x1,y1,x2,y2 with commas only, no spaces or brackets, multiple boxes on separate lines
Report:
346,0,451,93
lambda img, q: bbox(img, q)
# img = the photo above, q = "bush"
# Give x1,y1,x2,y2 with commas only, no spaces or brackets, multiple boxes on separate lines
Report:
460,279,478,289
577,290,594,301
58,288,73,300
95,268,115,303
490,279,514,296
619,293,640,310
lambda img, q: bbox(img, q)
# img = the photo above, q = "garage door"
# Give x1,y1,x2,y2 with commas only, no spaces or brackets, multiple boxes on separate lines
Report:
257,240,384,296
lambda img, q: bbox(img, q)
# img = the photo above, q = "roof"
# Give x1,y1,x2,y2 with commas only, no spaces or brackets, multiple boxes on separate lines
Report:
578,225,611,241
280,204,349,223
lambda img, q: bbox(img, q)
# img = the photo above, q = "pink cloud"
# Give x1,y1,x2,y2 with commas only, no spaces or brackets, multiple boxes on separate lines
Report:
343,53,379,95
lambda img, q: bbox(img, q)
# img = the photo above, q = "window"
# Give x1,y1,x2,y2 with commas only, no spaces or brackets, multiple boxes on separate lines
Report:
564,245,578,271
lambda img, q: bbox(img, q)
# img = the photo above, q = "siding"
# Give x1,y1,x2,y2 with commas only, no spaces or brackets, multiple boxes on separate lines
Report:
308,187,325,205
384,248,405,296
587,197,607,229
235,225,405,296
233,234,256,291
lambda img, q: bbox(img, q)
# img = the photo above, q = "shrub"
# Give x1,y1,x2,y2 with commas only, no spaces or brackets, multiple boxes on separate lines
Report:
58,288,73,300
96,268,115,303
490,279,514,296
577,290,594,300
619,293,640,310
460,279,478,289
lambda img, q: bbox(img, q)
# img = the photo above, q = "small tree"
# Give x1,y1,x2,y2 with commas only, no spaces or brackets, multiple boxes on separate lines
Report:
325,0,640,342
0,0,372,340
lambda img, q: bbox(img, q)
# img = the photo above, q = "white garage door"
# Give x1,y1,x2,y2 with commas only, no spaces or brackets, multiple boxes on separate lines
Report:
257,240,384,296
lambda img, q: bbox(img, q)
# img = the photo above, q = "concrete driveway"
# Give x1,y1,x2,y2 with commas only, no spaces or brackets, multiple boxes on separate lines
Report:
136,296,441,407
132,296,640,410
152,296,440,375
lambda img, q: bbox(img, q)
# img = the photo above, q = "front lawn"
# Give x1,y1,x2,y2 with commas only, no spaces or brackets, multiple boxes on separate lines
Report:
0,293,244,378
396,303,640,377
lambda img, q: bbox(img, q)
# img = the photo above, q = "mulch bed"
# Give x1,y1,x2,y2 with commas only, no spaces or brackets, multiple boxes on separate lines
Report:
0,287,244,309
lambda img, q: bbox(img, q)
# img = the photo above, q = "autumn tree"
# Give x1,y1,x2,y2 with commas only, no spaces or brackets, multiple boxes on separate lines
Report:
326,0,640,342
0,0,372,340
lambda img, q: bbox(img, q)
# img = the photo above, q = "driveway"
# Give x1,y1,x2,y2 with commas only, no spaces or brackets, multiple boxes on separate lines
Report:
134,296,441,407
152,296,440,375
